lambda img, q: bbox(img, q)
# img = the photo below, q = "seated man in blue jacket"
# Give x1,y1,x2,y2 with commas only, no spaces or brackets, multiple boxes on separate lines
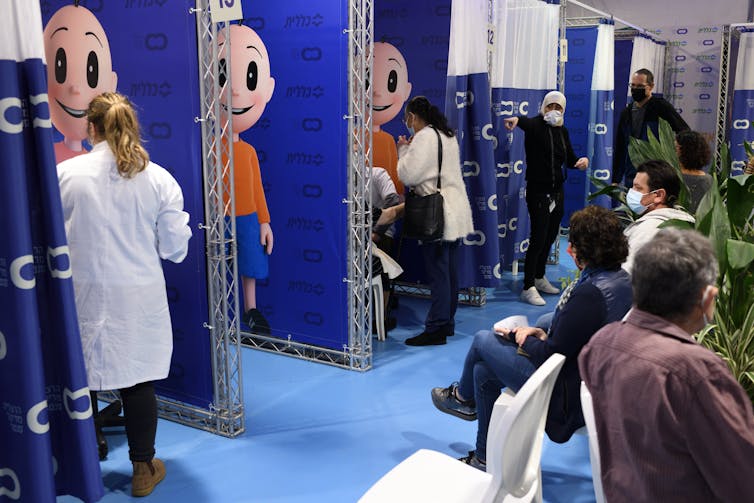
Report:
431,206,633,470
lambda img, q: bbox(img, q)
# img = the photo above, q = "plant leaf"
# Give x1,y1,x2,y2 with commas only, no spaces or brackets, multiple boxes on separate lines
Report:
728,239,754,269
727,174,754,229
659,218,695,231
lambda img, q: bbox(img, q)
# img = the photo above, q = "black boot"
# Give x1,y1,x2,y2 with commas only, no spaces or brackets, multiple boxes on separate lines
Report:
405,328,447,346
243,308,271,335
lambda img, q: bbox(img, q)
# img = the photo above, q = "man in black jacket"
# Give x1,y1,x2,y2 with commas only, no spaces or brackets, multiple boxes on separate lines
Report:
613,68,689,188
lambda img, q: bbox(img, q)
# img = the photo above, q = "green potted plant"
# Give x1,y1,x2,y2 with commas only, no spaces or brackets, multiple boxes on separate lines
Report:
591,118,754,402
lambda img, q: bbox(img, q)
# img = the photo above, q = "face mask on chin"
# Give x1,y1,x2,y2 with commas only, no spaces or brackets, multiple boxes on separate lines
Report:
631,87,647,103
543,110,563,126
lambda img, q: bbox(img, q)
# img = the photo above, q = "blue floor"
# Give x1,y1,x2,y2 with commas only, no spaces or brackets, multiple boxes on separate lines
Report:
61,242,597,502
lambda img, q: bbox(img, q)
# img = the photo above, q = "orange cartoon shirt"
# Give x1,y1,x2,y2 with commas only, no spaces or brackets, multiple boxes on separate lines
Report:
373,129,402,194
223,140,270,222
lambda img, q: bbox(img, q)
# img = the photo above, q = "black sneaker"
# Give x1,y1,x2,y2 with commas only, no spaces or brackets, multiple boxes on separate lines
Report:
243,308,271,336
458,450,486,471
431,382,477,421
405,330,446,346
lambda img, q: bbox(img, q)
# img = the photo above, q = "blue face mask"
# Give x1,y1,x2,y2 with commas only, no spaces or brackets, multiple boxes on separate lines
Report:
626,188,656,214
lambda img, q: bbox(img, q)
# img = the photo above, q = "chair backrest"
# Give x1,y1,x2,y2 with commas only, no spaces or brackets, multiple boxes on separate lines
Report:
485,353,566,500
580,381,606,503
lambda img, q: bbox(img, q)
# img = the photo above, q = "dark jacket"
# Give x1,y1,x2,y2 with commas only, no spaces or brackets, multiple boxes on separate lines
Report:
521,267,632,443
612,96,689,184
517,115,579,194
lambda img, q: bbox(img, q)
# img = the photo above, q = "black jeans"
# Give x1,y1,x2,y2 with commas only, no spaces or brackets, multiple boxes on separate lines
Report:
120,381,158,462
524,190,564,289
421,239,460,332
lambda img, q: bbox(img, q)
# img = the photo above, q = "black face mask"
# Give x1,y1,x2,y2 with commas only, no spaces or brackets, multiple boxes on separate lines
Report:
631,87,647,102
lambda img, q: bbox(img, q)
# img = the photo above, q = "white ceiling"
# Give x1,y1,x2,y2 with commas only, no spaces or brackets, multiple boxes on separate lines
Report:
566,0,752,29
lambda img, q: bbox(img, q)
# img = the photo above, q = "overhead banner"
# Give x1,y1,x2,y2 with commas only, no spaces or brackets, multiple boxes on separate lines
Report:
236,0,349,349
41,0,212,407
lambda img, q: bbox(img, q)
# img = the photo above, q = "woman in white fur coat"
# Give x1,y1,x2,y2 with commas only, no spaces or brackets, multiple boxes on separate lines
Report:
397,96,474,346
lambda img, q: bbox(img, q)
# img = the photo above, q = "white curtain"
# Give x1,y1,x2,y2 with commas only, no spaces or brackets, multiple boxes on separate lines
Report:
734,31,754,91
448,0,489,76
730,29,754,173
491,0,560,90
628,35,665,95
588,21,615,205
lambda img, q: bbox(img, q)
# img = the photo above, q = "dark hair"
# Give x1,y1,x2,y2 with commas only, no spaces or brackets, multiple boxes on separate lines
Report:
635,68,654,86
405,96,454,137
636,159,681,207
632,228,717,320
676,130,711,171
569,206,628,270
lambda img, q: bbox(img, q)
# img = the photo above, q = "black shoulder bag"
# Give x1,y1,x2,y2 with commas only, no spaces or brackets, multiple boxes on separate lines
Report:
402,127,445,241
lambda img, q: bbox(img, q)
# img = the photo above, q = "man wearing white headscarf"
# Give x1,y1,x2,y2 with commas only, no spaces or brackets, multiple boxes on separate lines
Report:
504,91,589,306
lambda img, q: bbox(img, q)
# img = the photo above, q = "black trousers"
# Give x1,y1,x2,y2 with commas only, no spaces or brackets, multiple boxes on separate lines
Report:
421,239,460,332
120,381,158,462
524,190,564,289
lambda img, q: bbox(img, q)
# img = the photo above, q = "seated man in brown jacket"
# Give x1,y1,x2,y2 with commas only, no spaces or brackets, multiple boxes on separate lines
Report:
579,228,754,503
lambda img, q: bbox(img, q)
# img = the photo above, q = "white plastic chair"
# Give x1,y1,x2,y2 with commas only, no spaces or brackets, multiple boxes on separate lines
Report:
358,353,566,503
371,275,385,341
580,381,605,503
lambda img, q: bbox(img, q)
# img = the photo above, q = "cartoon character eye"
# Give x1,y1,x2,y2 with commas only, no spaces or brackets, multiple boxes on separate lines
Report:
388,70,397,93
247,61,258,91
55,47,67,84
86,51,99,88
219,58,227,88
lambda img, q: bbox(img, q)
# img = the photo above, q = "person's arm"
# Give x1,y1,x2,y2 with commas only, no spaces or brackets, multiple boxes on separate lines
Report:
658,99,690,132
521,284,606,367
397,129,436,187
684,362,754,500
156,168,192,263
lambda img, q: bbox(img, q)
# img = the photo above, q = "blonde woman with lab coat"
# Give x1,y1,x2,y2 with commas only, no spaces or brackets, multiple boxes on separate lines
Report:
58,92,191,497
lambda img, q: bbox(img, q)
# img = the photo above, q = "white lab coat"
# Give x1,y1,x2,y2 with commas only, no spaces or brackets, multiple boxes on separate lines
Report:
58,142,192,391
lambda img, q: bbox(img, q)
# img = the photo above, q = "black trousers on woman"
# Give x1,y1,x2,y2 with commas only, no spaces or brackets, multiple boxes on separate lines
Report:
421,239,460,333
524,190,564,289
120,381,158,462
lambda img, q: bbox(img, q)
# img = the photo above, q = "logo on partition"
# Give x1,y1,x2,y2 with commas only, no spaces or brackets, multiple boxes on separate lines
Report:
0,467,20,500
593,123,608,135
701,39,715,46
456,91,474,109
463,161,480,177
675,55,687,62
496,160,524,178
519,238,530,253
700,66,713,73
674,82,685,88
732,160,747,171
498,217,518,238
481,124,498,149
0,331,5,360
733,119,750,129
699,93,711,100
464,230,486,246
593,169,611,181
493,263,502,279
676,28,688,35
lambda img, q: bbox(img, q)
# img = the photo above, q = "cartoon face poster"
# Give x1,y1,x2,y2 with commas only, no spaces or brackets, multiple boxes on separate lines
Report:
43,3,117,163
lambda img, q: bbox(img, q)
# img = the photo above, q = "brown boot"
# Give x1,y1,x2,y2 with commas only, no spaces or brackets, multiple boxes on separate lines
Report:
131,458,166,497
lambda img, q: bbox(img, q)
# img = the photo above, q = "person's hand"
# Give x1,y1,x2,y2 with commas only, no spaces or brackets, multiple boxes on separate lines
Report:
397,135,411,147
503,117,519,131
376,203,405,226
513,326,547,346
745,157,754,175
575,157,589,170
260,222,274,254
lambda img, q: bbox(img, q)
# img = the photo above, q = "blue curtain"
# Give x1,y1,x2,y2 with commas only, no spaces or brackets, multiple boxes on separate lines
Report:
730,28,754,175
446,0,499,287
0,2,103,502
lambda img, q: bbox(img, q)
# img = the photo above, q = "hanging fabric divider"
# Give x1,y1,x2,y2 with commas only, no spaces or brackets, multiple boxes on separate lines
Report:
729,28,754,174
445,0,499,287
629,33,667,98
614,36,634,138
491,0,560,271
562,25,599,226
586,19,615,208
0,1,103,501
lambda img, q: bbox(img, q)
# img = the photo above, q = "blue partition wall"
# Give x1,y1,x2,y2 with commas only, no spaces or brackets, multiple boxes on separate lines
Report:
614,38,633,150
238,0,350,349
563,26,599,226
729,28,754,175
41,1,212,406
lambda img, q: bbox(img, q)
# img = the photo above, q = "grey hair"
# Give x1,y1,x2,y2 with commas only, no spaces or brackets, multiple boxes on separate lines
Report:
632,228,718,319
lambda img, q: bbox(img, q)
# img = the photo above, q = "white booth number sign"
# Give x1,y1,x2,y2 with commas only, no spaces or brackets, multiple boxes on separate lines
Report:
209,0,243,24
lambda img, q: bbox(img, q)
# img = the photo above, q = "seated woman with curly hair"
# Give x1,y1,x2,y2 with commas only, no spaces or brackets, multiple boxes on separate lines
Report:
675,130,712,213
430,206,633,470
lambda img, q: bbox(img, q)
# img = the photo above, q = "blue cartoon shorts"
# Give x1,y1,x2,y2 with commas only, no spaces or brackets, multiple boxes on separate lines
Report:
236,213,269,279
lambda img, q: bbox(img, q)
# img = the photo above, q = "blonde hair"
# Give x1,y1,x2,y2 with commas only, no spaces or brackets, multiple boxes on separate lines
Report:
86,92,149,178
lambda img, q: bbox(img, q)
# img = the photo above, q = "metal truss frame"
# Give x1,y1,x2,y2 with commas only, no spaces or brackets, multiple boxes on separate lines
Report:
715,24,733,171
240,0,374,371
393,283,487,306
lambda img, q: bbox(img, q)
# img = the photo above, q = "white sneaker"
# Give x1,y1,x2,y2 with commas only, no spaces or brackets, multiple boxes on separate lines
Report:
535,277,560,295
521,286,546,306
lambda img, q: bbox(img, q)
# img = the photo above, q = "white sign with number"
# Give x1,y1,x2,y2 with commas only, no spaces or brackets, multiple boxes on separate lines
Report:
209,0,243,24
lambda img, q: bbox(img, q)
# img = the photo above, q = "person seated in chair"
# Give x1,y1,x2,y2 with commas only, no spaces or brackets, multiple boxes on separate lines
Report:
579,229,754,502
431,206,633,470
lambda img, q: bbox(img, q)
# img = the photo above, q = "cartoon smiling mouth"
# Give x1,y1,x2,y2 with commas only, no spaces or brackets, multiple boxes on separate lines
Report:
56,99,87,119
221,103,254,115
372,104,392,112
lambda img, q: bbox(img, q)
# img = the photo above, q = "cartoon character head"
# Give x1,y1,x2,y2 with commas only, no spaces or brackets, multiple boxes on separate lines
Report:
372,42,412,130
43,4,117,147
218,25,275,139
